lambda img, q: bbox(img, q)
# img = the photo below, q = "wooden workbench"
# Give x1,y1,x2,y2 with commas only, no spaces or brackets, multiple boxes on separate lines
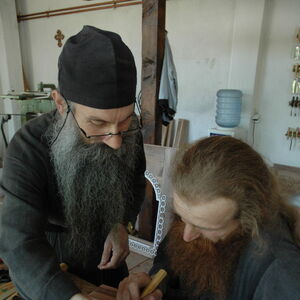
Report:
0,274,117,300
70,273,117,299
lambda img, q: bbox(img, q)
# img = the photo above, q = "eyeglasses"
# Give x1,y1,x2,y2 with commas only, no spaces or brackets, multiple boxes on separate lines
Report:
65,99,142,142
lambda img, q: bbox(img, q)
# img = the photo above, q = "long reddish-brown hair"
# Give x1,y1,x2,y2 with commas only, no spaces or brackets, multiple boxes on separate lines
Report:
172,136,297,243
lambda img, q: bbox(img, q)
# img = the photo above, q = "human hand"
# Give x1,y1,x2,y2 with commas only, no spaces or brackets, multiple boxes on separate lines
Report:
117,272,163,300
98,223,130,269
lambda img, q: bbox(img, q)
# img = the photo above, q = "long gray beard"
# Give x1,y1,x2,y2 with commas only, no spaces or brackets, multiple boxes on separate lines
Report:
47,112,138,262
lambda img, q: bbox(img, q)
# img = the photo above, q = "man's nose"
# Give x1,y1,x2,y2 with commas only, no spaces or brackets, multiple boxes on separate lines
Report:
182,224,201,243
103,134,123,149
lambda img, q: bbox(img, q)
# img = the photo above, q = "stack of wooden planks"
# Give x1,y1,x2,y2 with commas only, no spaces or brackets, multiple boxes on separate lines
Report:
0,281,19,299
161,118,189,147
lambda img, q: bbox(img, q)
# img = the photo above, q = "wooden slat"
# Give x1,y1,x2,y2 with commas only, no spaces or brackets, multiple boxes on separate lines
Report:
165,120,175,147
161,124,168,146
0,282,17,299
89,284,117,300
6,291,18,300
173,119,189,148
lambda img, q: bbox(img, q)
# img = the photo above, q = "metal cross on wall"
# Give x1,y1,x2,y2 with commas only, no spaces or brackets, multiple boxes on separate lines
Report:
54,29,65,47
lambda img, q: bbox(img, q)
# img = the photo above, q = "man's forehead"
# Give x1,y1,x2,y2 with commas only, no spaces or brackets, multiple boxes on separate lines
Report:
173,192,238,229
75,102,134,121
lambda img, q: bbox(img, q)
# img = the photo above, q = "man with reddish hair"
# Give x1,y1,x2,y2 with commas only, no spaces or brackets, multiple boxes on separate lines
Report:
117,136,300,300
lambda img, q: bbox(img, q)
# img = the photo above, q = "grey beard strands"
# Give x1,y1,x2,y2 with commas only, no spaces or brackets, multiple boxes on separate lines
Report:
47,112,138,261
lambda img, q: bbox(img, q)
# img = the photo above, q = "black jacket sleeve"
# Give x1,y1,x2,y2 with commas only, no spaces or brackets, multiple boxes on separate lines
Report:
0,120,80,300
253,256,300,299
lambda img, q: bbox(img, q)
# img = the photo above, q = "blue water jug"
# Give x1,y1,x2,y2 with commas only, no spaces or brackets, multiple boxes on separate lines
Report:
215,89,242,128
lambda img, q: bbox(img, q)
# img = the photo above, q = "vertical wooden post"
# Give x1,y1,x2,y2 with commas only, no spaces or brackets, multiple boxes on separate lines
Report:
139,0,166,241
141,0,166,145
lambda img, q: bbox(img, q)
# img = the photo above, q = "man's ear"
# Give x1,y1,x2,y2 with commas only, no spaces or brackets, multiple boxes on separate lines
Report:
52,90,66,115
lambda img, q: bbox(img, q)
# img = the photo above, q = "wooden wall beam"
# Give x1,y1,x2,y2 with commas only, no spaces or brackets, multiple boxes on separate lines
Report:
140,0,166,145
139,0,166,241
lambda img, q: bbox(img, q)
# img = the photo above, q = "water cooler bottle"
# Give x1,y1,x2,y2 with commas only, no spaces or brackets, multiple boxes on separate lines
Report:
209,89,244,139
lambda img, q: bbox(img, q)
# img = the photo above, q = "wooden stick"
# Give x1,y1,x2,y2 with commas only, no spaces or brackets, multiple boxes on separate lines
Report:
0,287,17,299
165,120,174,147
0,281,13,288
0,281,14,291
141,269,167,298
6,290,19,300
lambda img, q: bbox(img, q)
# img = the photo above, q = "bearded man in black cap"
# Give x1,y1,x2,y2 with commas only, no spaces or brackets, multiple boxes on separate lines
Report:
0,25,146,300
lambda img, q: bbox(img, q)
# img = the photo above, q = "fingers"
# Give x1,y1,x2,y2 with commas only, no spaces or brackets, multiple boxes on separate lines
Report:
100,252,118,270
98,241,112,269
144,289,163,300
100,247,129,269
99,223,130,269
117,273,152,300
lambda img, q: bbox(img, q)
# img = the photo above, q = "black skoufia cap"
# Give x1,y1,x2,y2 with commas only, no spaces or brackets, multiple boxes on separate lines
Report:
58,25,137,109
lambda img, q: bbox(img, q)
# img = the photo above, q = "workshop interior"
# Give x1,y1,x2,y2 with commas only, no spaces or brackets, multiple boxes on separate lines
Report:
1,0,300,299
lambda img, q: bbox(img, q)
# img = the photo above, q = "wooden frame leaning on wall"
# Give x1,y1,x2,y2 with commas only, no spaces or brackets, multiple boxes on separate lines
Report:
128,170,171,258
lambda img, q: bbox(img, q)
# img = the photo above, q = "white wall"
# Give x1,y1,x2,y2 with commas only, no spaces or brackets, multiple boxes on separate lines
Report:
3,0,300,167
168,0,266,142
166,0,236,141
0,0,23,158
254,0,300,167
16,0,142,93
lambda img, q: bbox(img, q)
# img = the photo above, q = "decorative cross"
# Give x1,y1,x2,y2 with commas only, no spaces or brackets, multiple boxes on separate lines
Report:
54,30,65,47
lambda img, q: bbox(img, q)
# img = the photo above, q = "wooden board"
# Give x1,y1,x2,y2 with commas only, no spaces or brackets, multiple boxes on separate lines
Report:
69,273,97,295
0,281,17,299
0,276,117,300
173,119,189,148
89,285,117,300
165,120,175,147
161,119,189,148
161,124,168,146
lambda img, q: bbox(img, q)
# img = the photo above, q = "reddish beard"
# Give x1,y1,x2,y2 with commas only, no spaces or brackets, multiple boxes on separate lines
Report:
166,219,249,299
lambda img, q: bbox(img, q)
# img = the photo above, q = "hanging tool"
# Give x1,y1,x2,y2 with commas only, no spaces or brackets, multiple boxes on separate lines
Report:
296,128,300,149
290,96,295,116
1,115,11,148
0,113,41,148
286,127,294,150
294,97,299,116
